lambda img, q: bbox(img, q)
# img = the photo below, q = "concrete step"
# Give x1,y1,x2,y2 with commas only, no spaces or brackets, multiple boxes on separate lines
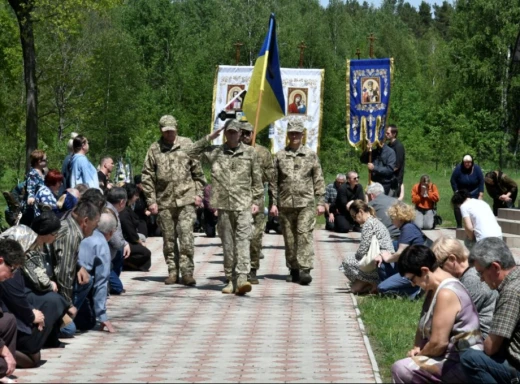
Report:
456,228,520,248
498,208,520,221
497,218,520,236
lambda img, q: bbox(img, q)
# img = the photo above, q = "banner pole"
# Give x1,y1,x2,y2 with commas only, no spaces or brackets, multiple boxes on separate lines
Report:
368,142,372,185
252,90,264,147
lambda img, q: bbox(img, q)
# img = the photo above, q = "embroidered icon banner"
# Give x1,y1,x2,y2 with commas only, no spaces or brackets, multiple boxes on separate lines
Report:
211,65,324,153
346,58,394,149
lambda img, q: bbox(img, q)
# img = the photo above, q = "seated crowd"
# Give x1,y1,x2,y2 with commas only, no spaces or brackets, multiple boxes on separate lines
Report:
0,136,158,381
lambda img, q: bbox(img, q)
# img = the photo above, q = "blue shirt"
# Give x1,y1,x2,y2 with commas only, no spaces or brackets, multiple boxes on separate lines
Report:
399,222,425,246
70,154,100,190
77,230,111,322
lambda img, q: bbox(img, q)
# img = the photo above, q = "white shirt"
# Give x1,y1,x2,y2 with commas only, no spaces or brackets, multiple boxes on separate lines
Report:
460,198,502,242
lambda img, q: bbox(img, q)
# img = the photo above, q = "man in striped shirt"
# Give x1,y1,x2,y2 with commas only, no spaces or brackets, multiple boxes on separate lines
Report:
53,201,100,312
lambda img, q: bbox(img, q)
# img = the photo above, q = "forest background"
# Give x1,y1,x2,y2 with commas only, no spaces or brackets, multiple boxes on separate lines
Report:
2,0,520,204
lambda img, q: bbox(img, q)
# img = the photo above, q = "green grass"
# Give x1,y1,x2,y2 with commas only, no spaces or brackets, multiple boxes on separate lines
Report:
357,296,423,382
325,166,520,228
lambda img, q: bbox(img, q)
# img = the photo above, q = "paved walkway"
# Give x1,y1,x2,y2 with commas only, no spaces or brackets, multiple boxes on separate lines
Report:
13,230,381,383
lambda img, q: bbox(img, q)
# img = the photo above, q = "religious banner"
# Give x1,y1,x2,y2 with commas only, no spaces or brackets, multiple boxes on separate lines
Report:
346,58,394,149
211,65,324,153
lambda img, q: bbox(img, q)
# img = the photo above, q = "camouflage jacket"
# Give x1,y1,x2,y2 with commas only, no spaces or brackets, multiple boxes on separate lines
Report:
270,145,326,208
184,137,263,211
141,136,206,210
247,143,274,185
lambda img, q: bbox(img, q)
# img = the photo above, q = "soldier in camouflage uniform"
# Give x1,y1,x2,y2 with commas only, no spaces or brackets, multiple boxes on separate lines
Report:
141,115,206,286
239,121,274,284
184,120,263,295
269,121,326,285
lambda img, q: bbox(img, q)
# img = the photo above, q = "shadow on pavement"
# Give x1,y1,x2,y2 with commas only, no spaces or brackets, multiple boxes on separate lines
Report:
196,243,220,247
132,275,166,282
262,273,287,281
262,245,285,249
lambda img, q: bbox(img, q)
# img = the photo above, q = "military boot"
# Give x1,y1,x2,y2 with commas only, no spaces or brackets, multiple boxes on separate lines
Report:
182,274,196,286
286,268,299,283
248,269,259,285
299,269,313,285
236,275,252,295
164,273,178,285
222,280,236,294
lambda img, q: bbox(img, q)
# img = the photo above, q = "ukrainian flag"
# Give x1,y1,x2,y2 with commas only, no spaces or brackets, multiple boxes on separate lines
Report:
243,13,285,132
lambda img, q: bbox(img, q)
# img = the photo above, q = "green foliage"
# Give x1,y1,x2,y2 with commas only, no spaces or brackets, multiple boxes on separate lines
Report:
1,0,520,192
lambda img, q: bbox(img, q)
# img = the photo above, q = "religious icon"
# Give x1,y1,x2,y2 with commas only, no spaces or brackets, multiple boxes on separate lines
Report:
287,88,308,115
361,77,380,104
226,84,245,111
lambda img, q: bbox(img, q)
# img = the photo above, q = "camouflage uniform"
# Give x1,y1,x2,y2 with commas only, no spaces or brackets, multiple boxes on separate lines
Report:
141,126,205,279
242,141,274,270
270,130,325,274
184,127,263,284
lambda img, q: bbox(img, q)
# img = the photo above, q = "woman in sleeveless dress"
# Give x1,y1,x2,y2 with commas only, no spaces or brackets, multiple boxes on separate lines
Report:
391,245,483,383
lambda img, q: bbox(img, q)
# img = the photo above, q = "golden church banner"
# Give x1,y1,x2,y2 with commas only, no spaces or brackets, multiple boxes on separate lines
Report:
346,58,394,149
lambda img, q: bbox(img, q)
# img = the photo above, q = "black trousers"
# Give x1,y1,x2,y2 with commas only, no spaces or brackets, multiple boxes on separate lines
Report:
124,243,152,271
202,209,218,238
0,313,17,377
18,290,68,354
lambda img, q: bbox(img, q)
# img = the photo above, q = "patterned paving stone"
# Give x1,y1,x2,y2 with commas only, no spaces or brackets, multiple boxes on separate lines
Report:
12,230,381,383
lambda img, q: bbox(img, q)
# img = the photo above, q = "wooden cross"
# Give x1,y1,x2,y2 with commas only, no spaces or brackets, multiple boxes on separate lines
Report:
367,33,376,59
355,48,361,59
234,41,243,65
298,41,307,68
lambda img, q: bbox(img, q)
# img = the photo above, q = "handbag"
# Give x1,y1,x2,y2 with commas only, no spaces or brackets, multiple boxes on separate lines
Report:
432,202,442,228
359,235,380,272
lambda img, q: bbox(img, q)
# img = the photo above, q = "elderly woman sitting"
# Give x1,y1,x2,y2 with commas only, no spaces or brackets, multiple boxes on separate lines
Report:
342,200,395,294
375,202,423,299
431,236,497,338
391,245,483,383
0,212,69,368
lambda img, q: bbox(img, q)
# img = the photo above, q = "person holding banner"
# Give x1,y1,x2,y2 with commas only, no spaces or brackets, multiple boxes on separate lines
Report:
360,142,396,196
240,121,274,285
269,121,326,285
185,120,263,295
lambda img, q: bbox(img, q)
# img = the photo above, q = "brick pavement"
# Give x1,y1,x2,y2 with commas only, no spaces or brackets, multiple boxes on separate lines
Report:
13,230,381,383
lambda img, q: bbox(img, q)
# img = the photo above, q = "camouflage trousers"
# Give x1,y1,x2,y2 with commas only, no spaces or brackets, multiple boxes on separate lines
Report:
157,204,195,276
279,206,316,271
217,209,252,280
250,205,265,270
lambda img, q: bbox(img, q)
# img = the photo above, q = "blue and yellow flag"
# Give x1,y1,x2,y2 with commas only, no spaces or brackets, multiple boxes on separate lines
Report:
243,14,285,132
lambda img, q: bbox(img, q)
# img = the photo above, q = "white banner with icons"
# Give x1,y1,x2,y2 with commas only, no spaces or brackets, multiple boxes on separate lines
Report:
211,65,324,154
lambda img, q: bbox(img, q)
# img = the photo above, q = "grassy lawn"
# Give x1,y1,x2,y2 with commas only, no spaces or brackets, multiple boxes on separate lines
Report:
324,166,520,228
357,295,423,382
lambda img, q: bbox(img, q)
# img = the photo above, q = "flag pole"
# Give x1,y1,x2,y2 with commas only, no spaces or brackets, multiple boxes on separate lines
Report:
251,90,264,147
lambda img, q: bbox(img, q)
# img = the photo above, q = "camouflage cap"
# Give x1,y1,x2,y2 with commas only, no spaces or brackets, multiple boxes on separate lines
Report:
159,115,177,132
241,122,254,132
224,120,242,132
287,121,305,133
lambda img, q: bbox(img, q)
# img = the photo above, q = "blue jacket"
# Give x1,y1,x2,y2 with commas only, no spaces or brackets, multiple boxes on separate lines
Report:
450,164,484,198
70,154,100,190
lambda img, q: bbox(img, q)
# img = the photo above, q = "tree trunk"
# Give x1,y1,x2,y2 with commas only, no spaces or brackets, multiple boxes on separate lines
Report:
8,0,38,173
